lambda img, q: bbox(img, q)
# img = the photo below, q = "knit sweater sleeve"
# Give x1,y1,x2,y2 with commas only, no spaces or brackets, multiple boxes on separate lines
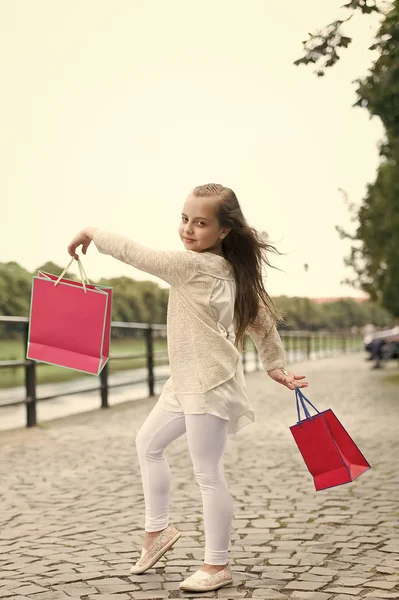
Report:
93,229,197,287
246,302,287,372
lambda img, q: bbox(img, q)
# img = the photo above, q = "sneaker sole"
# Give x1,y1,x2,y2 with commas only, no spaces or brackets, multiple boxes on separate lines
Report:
179,577,233,592
130,531,181,574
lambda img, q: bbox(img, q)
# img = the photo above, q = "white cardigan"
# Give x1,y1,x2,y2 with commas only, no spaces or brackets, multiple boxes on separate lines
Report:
93,229,287,394
159,276,256,437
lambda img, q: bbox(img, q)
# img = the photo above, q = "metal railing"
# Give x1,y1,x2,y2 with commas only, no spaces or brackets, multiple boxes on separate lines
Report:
0,316,362,428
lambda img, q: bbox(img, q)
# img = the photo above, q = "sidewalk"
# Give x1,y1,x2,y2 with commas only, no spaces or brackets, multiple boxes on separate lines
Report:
0,354,398,600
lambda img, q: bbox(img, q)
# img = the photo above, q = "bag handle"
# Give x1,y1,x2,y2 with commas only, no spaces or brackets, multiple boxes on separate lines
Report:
54,257,91,294
295,386,320,426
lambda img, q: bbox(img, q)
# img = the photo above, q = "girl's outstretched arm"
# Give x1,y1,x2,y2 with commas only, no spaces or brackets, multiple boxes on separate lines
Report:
68,227,197,288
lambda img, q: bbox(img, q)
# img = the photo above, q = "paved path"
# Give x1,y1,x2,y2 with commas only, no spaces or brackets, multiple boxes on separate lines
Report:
0,354,398,600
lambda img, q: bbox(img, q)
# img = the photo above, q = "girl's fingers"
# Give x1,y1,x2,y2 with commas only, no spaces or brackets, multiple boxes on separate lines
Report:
294,375,306,380
67,244,79,259
286,378,308,389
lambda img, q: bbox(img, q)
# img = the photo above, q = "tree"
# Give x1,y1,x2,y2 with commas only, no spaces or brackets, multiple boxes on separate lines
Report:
294,0,385,77
295,0,399,317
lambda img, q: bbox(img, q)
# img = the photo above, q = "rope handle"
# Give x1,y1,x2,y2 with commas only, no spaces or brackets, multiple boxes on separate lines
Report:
294,385,320,427
54,256,91,294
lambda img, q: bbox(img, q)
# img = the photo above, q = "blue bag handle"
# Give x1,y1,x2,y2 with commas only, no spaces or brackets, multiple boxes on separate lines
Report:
295,386,320,427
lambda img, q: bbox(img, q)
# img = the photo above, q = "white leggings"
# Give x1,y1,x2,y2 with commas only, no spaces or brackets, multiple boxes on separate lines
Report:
135,402,233,565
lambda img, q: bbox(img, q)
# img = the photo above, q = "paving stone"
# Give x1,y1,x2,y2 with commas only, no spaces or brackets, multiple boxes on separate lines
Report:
4,584,48,595
333,596,363,600
308,567,338,576
376,566,397,575
324,587,367,595
340,569,373,578
49,583,99,595
353,537,385,543
363,581,399,590
335,577,371,586
290,593,333,600
284,581,326,591
242,581,283,591
289,566,312,573
251,519,280,528
298,574,333,583
251,591,287,598
382,560,399,568
268,558,299,566
242,546,273,552
365,595,399,599
87,596,131,600
124,593,169,599
218,589,248,598
1,355,398,599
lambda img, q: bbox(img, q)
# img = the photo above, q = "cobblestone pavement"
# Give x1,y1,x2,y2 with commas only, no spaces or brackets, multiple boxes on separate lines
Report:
1,354,398,600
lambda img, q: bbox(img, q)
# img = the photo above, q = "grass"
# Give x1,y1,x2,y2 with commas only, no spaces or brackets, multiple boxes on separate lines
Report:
0,333,364,391
0,337,169,390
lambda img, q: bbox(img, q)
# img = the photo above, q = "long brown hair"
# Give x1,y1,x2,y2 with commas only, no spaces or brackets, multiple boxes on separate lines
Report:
192,183,286,352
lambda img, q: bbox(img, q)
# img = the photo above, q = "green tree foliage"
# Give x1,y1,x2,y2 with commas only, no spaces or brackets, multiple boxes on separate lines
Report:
295,0,399,317
0,262,32,318
294,0,383,77
0,260,393,339
276,295,391,330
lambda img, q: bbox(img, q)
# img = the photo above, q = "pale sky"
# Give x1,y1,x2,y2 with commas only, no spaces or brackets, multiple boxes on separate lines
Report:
1,1,384,298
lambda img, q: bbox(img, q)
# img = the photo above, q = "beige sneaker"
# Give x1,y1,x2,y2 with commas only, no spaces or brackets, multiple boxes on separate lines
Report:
130,524,181,575
179,562,233,592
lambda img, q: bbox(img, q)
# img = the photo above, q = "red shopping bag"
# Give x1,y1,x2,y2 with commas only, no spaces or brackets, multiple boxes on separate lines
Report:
27,257,112,375
290,387,371,491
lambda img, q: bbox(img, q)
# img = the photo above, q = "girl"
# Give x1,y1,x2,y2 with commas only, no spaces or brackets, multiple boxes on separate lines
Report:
67,183,308,593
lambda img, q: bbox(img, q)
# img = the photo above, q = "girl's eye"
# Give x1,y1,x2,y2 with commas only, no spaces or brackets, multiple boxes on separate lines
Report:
182,217,205,226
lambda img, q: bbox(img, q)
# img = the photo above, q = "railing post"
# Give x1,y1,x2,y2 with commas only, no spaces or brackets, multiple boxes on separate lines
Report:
306,332,311,360
26,360,37,427
287,332,292,362
342,331,347,353
146,325,155,396
24,322,37,427
100,362,109,408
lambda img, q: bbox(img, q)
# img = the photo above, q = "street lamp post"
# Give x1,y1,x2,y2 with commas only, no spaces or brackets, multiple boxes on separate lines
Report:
304,263,311,360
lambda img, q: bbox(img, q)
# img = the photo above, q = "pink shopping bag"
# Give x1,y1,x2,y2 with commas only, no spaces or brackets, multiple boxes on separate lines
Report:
27,257,112,375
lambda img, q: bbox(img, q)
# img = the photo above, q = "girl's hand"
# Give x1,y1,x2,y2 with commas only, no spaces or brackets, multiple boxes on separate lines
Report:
67,227,98,260
267,368,308,391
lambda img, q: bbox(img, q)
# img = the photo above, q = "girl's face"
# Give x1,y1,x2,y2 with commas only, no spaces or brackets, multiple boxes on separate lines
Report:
178,193,230,254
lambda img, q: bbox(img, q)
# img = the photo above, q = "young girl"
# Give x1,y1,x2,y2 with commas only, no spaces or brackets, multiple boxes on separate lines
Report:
68,183,308,593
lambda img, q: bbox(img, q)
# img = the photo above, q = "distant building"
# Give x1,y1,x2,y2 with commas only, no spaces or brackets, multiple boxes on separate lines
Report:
311,296,369,304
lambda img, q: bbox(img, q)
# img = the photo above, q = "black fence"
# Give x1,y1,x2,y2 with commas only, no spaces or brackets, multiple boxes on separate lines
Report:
0,315,362,428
